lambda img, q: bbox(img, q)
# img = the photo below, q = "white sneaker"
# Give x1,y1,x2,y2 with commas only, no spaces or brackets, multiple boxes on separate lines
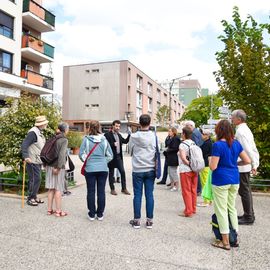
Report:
170,187,177,192
97,216,104,221
88,215,95,221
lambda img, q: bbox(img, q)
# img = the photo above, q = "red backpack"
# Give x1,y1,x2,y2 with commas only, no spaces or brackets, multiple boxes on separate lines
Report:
40,134,63,165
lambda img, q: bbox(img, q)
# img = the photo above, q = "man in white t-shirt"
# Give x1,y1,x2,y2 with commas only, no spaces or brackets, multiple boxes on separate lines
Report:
231,109,259,225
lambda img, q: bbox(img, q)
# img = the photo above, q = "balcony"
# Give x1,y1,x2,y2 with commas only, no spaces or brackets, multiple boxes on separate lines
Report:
21,34,54,63
21,69,53,90
22,0,55,32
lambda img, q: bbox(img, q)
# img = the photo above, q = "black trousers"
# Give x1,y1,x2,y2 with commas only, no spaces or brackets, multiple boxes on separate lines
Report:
26,163,41,200
108,155,126,191
161,159,168,183
238,172,255,220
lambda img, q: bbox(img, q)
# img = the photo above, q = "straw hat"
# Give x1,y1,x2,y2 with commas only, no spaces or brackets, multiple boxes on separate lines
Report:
35,115,49,126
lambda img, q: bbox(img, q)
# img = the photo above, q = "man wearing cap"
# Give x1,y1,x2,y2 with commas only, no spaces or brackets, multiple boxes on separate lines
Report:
21,116,48,206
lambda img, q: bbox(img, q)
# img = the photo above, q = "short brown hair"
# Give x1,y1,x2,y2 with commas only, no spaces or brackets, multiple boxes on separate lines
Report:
182,127,192,139
170,127,178,137
89,120,100,135
215,120,234,146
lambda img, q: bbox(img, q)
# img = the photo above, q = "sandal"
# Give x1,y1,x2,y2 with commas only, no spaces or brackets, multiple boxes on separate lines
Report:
35,198,44,204
211,240,231,250
27,199,38,206
47,209,55,215
54,210,68,217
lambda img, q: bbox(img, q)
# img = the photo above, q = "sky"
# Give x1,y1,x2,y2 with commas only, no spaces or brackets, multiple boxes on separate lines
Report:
41,0,270,98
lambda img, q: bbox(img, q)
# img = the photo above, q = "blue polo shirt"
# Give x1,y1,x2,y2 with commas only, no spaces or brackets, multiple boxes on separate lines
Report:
211,140,243,186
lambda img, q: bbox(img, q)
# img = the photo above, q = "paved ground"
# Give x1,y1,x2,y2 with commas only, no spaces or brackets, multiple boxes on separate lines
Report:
0,154,270,270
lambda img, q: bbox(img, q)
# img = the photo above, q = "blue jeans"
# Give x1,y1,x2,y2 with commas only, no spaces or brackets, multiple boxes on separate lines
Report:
132,170,155,220
85,171,108,218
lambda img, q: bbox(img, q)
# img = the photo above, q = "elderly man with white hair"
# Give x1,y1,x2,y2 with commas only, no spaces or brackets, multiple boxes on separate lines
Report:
184,120,204,195
231,109,259,225
185,120,203,147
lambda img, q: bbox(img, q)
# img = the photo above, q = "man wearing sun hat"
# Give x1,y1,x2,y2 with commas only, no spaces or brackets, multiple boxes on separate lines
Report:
21,116,48,206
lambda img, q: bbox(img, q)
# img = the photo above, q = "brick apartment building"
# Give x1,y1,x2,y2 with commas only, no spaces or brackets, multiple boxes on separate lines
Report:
63,60,186,132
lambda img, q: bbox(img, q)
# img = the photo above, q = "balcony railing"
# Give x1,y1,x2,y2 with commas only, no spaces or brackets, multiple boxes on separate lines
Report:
21,69,53,90
22,34,54,59
23,0,55,27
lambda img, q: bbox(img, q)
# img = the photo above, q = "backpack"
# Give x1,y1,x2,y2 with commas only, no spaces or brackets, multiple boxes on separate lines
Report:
182,142,205,172
40,134,63,165
211,214,238,247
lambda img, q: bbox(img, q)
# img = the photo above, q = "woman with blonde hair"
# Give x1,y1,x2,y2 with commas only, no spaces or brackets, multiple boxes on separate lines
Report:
164,127,181,191
79,120,113,221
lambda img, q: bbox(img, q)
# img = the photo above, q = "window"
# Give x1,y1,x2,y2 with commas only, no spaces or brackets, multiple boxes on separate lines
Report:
0,11,14,39
92,69,99,73
136,75,142,90
85,87,90,90
85,69,90,73
85,104,89,108
91,104,99,107
147,82,152,95
91,86,99,90
157,101,161,109
128,67,131,84
157,89,161,101
148,97,152,112
136,91,142,108
136,107,142,121
0,50,12,73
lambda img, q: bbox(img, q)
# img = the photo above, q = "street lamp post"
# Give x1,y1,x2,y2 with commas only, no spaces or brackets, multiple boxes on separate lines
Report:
168,73,192,125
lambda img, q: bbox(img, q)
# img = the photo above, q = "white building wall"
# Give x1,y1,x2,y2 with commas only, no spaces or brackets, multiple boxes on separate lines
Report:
1,0,23,75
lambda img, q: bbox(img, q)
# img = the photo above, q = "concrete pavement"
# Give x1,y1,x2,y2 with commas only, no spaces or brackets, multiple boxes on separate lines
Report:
0,154,270,270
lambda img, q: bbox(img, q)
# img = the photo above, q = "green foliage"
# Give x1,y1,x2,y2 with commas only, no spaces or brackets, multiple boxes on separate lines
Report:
0,94,61,172
156,127,169,132
214,6,270,178
156,105,170,127
67,131,83,148
179,95,223,127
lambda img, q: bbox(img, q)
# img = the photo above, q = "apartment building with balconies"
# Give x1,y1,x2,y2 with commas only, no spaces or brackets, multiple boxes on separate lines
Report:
63,60,186,132
0,0,55,113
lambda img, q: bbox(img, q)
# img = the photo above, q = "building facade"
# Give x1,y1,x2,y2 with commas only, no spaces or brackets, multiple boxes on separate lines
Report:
0,0,55,114
63,60,186,132
160,79,203,106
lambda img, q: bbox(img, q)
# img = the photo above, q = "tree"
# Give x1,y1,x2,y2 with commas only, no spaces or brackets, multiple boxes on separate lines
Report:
179,95,223,127
156,105,170,127
214,7,270,177
0,94,61,172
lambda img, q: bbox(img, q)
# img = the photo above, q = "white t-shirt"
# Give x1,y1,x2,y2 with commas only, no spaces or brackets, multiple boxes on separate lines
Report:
178,139,193,173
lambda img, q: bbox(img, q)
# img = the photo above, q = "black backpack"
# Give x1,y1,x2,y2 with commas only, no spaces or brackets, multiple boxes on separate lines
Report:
211,214,239,247
40,134,63,165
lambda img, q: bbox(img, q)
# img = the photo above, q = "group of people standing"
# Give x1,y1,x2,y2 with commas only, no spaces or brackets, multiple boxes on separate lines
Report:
21,109,259,250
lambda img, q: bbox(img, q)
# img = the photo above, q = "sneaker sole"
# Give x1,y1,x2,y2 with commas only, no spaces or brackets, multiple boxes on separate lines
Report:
132,225,140,229
146,226,152,229
87,216,95,221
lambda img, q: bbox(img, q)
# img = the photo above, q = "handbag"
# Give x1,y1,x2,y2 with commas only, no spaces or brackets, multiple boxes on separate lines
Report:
67,155,75,172
155,134,161,179
202,170,213,201
81,143,99,176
